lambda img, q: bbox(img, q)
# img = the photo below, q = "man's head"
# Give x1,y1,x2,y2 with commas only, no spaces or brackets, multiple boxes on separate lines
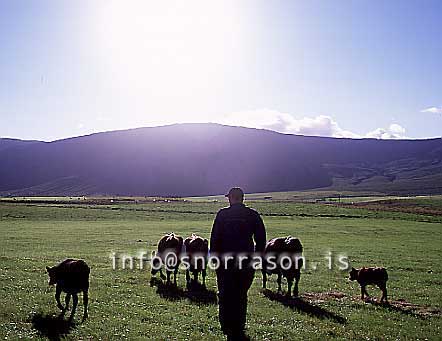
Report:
225,187,244,205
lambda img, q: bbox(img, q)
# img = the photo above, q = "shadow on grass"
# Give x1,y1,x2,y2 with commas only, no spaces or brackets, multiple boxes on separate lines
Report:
30,312,74,341
150,277,217,305
364,298,440,318
262,290,346,324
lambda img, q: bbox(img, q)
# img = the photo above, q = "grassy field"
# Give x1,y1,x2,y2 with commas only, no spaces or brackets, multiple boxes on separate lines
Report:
0,197,441,340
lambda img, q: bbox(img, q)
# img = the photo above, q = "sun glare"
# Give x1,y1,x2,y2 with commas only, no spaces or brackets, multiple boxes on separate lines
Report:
95,0,244,124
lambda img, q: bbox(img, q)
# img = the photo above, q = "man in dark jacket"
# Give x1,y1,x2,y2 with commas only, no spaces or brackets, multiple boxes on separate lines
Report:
210,187,267,340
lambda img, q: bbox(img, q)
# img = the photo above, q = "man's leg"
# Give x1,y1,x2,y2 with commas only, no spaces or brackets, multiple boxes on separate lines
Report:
235,269,255,334
216,269,237,336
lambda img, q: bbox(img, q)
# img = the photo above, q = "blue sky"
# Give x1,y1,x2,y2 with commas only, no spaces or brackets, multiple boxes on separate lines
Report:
1,0,441,141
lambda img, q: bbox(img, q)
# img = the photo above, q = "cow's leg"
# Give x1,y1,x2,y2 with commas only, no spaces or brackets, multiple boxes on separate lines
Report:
363,286,370,299
69,294,78,321
379,283,388,303
193,270,198,283
186,269,191,287
287,278,293,297
55,286,64,311
277,273,282,293
202,268,206,287
173,267,178,285
361,285,367,300
293,273,300,297
166,270,171,284
262,270,267,289
82,290,89,320
64,293,71,311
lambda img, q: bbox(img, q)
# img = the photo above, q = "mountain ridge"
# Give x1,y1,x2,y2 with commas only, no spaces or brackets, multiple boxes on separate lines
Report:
4,123,441,143
1,123,441,196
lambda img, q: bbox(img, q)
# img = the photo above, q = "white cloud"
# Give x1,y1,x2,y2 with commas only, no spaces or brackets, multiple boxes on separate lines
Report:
215,109,406,139
365,124,406,139
421,106,442,114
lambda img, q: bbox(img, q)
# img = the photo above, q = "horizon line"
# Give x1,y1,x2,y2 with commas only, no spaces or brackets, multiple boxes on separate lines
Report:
1,122,442,143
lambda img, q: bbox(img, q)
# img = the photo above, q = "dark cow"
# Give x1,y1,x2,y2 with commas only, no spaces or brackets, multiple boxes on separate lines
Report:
183,234,209,288
151,233,183,285
46,259,90,321
262,236,303,297
349,267,389,302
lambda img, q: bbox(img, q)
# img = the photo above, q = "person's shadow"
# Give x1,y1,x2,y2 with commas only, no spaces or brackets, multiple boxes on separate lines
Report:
30,312,74,341
262,290,346,324
150,277,217,305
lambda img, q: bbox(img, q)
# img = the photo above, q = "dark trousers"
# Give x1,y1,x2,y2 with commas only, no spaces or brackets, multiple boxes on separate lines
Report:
216,268,255,336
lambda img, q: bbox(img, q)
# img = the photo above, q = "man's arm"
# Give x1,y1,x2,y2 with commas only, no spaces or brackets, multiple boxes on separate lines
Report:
254,213,267,253
210,212,223,254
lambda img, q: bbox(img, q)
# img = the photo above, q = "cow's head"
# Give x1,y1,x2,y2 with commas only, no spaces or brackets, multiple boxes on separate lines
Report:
286,237,302,251
349,267,359,281
46,266,57,285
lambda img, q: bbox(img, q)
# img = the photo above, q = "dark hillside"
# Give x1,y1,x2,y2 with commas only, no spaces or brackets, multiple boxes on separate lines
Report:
1,124,441,196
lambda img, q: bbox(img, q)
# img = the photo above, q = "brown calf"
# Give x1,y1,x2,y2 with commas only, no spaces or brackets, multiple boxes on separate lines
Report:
151,233,183,284
183,234,209,288
349,267,388,302
46,259,90,321
262,236,303,297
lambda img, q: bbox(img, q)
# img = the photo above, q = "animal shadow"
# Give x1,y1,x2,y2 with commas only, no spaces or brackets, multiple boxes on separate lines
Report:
364,298,433,319
30,312,74,341
186,280,218,305
150,277,217,305
262,290,346,324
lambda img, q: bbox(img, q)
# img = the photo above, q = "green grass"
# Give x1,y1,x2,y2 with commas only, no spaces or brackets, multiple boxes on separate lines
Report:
186,190,385,202
0,199,441,340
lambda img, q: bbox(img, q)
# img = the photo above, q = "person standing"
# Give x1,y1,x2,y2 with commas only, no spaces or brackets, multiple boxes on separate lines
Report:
210,187,267,340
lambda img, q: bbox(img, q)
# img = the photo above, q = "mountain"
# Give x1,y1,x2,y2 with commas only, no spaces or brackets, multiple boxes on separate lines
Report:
0,138,43,152
1,124,441,196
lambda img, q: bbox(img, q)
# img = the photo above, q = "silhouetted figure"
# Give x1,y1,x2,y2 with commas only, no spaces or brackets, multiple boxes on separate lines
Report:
183,234,209,288
349,267,389,303
46,259,90,322
262,236,303,297
211,187,266,340
151,233,183,285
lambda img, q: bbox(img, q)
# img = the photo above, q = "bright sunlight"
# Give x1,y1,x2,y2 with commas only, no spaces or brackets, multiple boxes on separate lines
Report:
95,0,245,124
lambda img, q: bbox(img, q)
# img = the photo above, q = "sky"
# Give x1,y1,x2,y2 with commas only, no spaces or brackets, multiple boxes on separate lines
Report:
0,0,441,141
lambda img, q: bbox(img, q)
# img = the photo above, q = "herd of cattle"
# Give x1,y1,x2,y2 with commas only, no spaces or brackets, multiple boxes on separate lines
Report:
150,233,304,298
45,233,389,322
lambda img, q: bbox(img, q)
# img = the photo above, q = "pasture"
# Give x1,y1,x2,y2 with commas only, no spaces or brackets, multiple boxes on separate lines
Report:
0,196,441,340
